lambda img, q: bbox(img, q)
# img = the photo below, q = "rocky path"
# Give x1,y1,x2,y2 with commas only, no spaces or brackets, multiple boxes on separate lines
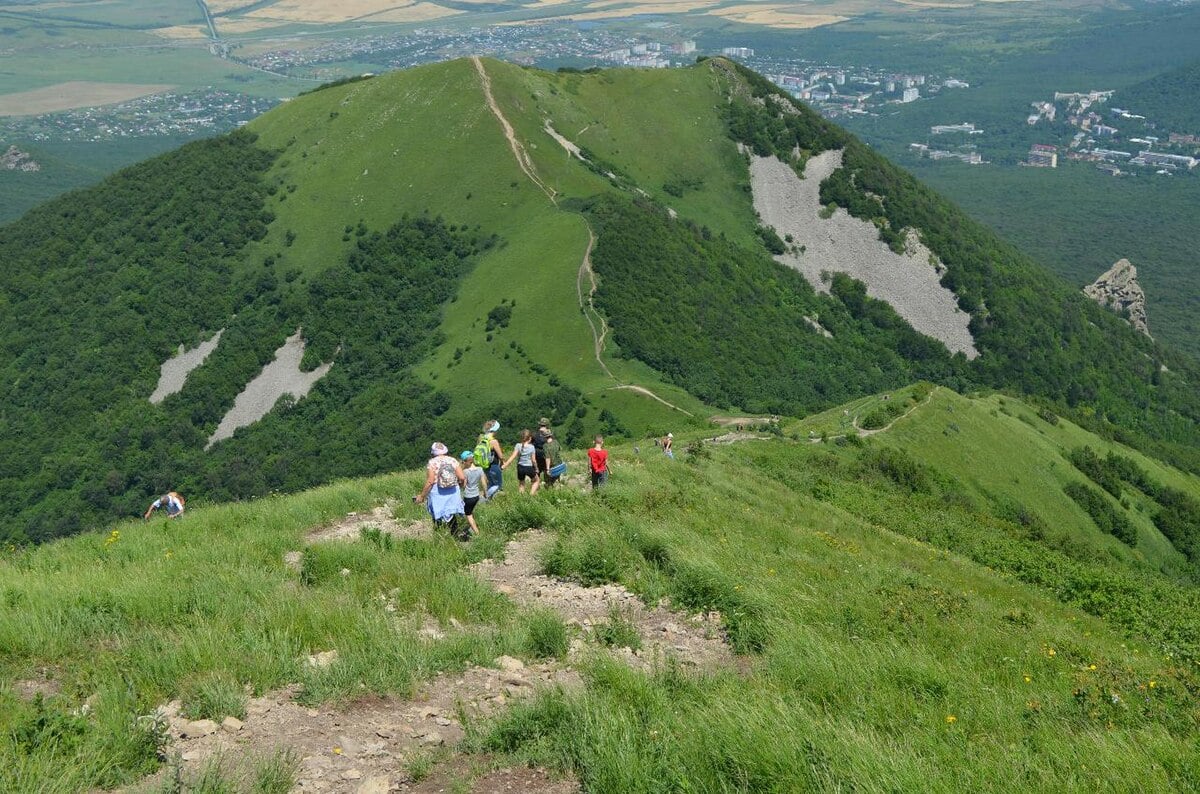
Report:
472,531,732,671
145,513,733,792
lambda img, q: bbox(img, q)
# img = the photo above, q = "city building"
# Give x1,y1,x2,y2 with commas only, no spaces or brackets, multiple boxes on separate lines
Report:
931,123,980,135
901,88,919,103
721,47,754,58
1026,144,1057,168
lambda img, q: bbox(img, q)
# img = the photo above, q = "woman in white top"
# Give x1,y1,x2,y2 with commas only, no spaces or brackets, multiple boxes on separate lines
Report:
417,442,467,538
502,429,541,495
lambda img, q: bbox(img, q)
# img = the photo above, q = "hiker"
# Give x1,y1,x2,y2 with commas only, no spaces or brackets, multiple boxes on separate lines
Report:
475,420,504,497
460,450,488,537
587,435,610,489
503,428,540,495
663,432,674,460
533,417,552,483
542,429,564,488
144,491,185,520
416,442,467,539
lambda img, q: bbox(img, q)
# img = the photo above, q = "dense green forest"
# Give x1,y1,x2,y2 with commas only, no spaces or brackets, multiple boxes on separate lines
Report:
0,135,592,545
588,195,962,416
3,57,1200,546
1118,58,1200,136
719,61,1200,473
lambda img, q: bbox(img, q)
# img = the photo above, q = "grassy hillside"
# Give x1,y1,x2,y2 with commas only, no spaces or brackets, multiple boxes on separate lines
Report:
1,56,1199,547
3,407,1199,791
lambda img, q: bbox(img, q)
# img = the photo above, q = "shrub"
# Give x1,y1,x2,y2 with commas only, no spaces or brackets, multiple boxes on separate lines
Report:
181,670,247,721
1064,482,1137,546
300,543,380,586
593,607,642,651
523,609,569,659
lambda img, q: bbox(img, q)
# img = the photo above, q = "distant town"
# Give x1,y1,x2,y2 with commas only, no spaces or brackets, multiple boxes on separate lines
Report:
0,89,277,144
902,88,1198,175
4,19,1195,186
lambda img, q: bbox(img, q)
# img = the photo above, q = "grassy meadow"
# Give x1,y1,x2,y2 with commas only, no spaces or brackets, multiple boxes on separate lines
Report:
3,391,1199,791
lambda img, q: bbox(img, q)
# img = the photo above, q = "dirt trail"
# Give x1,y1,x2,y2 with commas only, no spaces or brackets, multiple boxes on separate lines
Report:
472,56,557,206
574,227,615,381
472,56,692,419
852,387,935,437
472,530,731,671
151,510,733,791
807,387,937,445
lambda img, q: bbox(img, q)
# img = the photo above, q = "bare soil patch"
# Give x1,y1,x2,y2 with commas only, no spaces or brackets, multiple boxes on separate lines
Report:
150,330,223,404
207,329,334,448
472,531,733,671
0,82,174,117
137,664,581,793
749,151,978,358
306,504,431,544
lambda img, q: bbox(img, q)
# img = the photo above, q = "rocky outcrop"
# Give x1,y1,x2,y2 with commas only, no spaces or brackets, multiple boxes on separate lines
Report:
1084,259,1150,337
1,145,40,172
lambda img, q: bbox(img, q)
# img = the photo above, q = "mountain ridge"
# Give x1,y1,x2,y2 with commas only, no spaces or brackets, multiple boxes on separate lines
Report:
0,56,1196,545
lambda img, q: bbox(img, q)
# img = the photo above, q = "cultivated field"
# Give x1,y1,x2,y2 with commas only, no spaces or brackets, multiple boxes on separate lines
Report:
706,4,848,27
246,0,441,23
0,81,174,116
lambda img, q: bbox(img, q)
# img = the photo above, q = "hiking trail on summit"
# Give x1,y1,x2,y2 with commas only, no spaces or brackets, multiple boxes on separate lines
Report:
472,57,693,418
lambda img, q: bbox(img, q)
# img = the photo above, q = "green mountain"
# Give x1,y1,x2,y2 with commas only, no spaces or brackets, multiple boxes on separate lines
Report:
3,390,1199,790
1117,57,1200,136
0,57,1198,546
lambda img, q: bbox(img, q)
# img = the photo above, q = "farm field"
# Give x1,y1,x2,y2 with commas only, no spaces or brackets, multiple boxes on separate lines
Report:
0,82,174,116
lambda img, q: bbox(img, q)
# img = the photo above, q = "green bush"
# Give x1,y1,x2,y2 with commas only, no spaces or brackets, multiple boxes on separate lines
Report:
181,670,247,721
1063,482,1137,545
593,607,642,651
299,543,380,586
523,609,569,659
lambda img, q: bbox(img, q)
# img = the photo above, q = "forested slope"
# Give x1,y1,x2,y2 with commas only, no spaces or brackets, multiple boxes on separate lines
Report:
1,57,1199,546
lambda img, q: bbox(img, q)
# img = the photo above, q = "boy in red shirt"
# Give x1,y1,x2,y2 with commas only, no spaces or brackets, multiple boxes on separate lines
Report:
587,435,610,489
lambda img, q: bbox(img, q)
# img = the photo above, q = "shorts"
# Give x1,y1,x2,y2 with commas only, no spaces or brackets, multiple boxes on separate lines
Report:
517,465,538,483
464,496,480,516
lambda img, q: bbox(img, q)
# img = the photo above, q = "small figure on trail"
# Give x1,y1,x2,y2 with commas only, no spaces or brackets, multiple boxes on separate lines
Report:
475,420,504,498
144,491,185,520
542,430,564,487
663,432,674,460
417,442,467,540
533,417,552,483
503,428,541,495
588,435,610,490
460,450,488,537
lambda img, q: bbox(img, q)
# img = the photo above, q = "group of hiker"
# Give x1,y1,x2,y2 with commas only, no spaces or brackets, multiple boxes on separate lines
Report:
140,419,674,540
417,417,611,540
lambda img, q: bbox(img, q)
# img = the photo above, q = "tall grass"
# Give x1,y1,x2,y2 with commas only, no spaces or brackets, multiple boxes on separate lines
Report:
4,426,1200,790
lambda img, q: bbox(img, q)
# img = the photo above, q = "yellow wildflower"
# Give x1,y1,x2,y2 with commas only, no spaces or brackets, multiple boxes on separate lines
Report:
1023,675,1031,683
1088,664,1097,671
1148,681,1157,689
945,715,957,724
1047,648,1056,658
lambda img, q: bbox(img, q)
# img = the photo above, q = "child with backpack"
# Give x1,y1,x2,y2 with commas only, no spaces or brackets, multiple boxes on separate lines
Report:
417,441,467,539
459,450,489,536
587,435,610,489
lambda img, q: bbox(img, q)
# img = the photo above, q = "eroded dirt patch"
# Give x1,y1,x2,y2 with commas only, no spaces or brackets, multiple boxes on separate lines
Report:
472,531,733,671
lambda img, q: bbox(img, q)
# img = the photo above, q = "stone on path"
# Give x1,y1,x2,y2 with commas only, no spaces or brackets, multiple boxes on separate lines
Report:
495,655,525,672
